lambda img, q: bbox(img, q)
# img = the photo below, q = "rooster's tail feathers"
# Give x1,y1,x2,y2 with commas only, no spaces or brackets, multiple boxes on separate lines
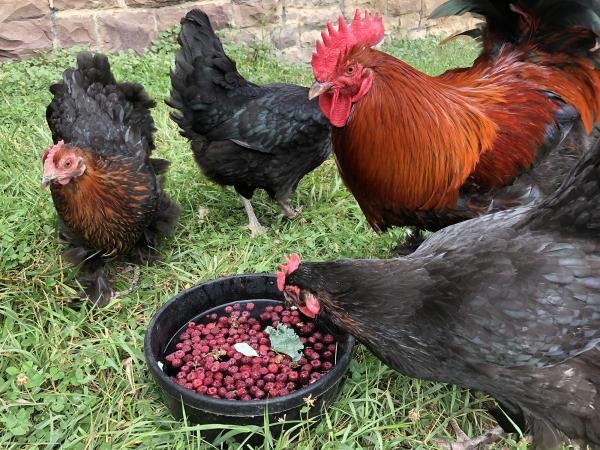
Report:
431,0,600,56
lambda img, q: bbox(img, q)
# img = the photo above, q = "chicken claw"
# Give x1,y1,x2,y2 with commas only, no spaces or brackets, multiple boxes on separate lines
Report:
279,200,303,220
112,265,141,299
436,419,505,450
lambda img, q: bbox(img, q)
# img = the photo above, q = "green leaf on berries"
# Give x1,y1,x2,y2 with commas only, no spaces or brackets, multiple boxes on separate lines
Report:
234,342,259,357
265,324,303,362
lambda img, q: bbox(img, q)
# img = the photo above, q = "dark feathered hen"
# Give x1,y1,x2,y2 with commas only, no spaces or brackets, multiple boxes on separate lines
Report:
43,52,180,306
168,10,331,236
280,136,600,447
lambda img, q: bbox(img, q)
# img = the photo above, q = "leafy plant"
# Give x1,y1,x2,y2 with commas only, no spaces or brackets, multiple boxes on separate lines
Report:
265,324,304,361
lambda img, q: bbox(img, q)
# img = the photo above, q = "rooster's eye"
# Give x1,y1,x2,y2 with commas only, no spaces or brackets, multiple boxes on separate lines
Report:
346,65,356,75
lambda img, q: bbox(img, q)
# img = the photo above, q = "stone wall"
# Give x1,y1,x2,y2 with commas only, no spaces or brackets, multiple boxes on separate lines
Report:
0,0,478,62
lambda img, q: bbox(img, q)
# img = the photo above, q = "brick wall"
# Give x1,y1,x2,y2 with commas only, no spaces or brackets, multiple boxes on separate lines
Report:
0,0,477,62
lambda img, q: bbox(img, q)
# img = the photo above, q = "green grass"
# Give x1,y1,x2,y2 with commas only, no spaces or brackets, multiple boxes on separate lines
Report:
0,30,533,449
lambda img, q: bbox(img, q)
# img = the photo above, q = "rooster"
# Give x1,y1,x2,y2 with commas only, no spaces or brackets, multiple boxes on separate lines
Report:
43,52,180,306
278,131,600,449
308,1,600,252
168,10,331,237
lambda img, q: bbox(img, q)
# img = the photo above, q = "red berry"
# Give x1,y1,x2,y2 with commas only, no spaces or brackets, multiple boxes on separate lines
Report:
263,373,276,382
288,371,299,382
171,358,182,368
276,373,288,383
267,363,279,374
245,303,255,310
186,372,197,381
299,371,310,384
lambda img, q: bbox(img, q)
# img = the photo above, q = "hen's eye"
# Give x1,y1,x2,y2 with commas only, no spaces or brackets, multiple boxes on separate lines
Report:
346,65,355,75
65,160,72,168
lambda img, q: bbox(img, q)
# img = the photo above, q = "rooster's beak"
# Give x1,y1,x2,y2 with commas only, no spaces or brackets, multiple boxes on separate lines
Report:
308,81,331,100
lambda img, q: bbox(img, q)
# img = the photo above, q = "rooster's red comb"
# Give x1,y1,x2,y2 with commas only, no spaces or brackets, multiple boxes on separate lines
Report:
276,253,301,291
311,9,384,82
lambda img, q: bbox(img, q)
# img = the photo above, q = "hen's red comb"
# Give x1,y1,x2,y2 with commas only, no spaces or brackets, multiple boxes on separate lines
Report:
42,140,64,171
276,253,301,291
311,9,384,81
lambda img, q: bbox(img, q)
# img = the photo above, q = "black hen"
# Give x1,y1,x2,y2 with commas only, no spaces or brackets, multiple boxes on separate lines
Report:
44,52,180,306
280,134,600,447
168,9,331,236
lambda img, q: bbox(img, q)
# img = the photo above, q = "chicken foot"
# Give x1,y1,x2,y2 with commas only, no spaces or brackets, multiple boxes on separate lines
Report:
436,419,505,450
278,198,303,220
112,265,141,299
77,254,114,307
240,195,268,237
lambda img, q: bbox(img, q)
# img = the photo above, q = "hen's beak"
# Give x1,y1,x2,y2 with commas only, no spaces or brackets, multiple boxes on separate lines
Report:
308,81,331,100
41,176,53,189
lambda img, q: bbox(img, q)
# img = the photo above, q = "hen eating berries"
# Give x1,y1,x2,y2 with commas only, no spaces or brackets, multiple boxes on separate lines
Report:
277,253,321,318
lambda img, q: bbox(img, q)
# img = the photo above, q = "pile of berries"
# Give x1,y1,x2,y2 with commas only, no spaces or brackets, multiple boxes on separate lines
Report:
165,302,337,400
